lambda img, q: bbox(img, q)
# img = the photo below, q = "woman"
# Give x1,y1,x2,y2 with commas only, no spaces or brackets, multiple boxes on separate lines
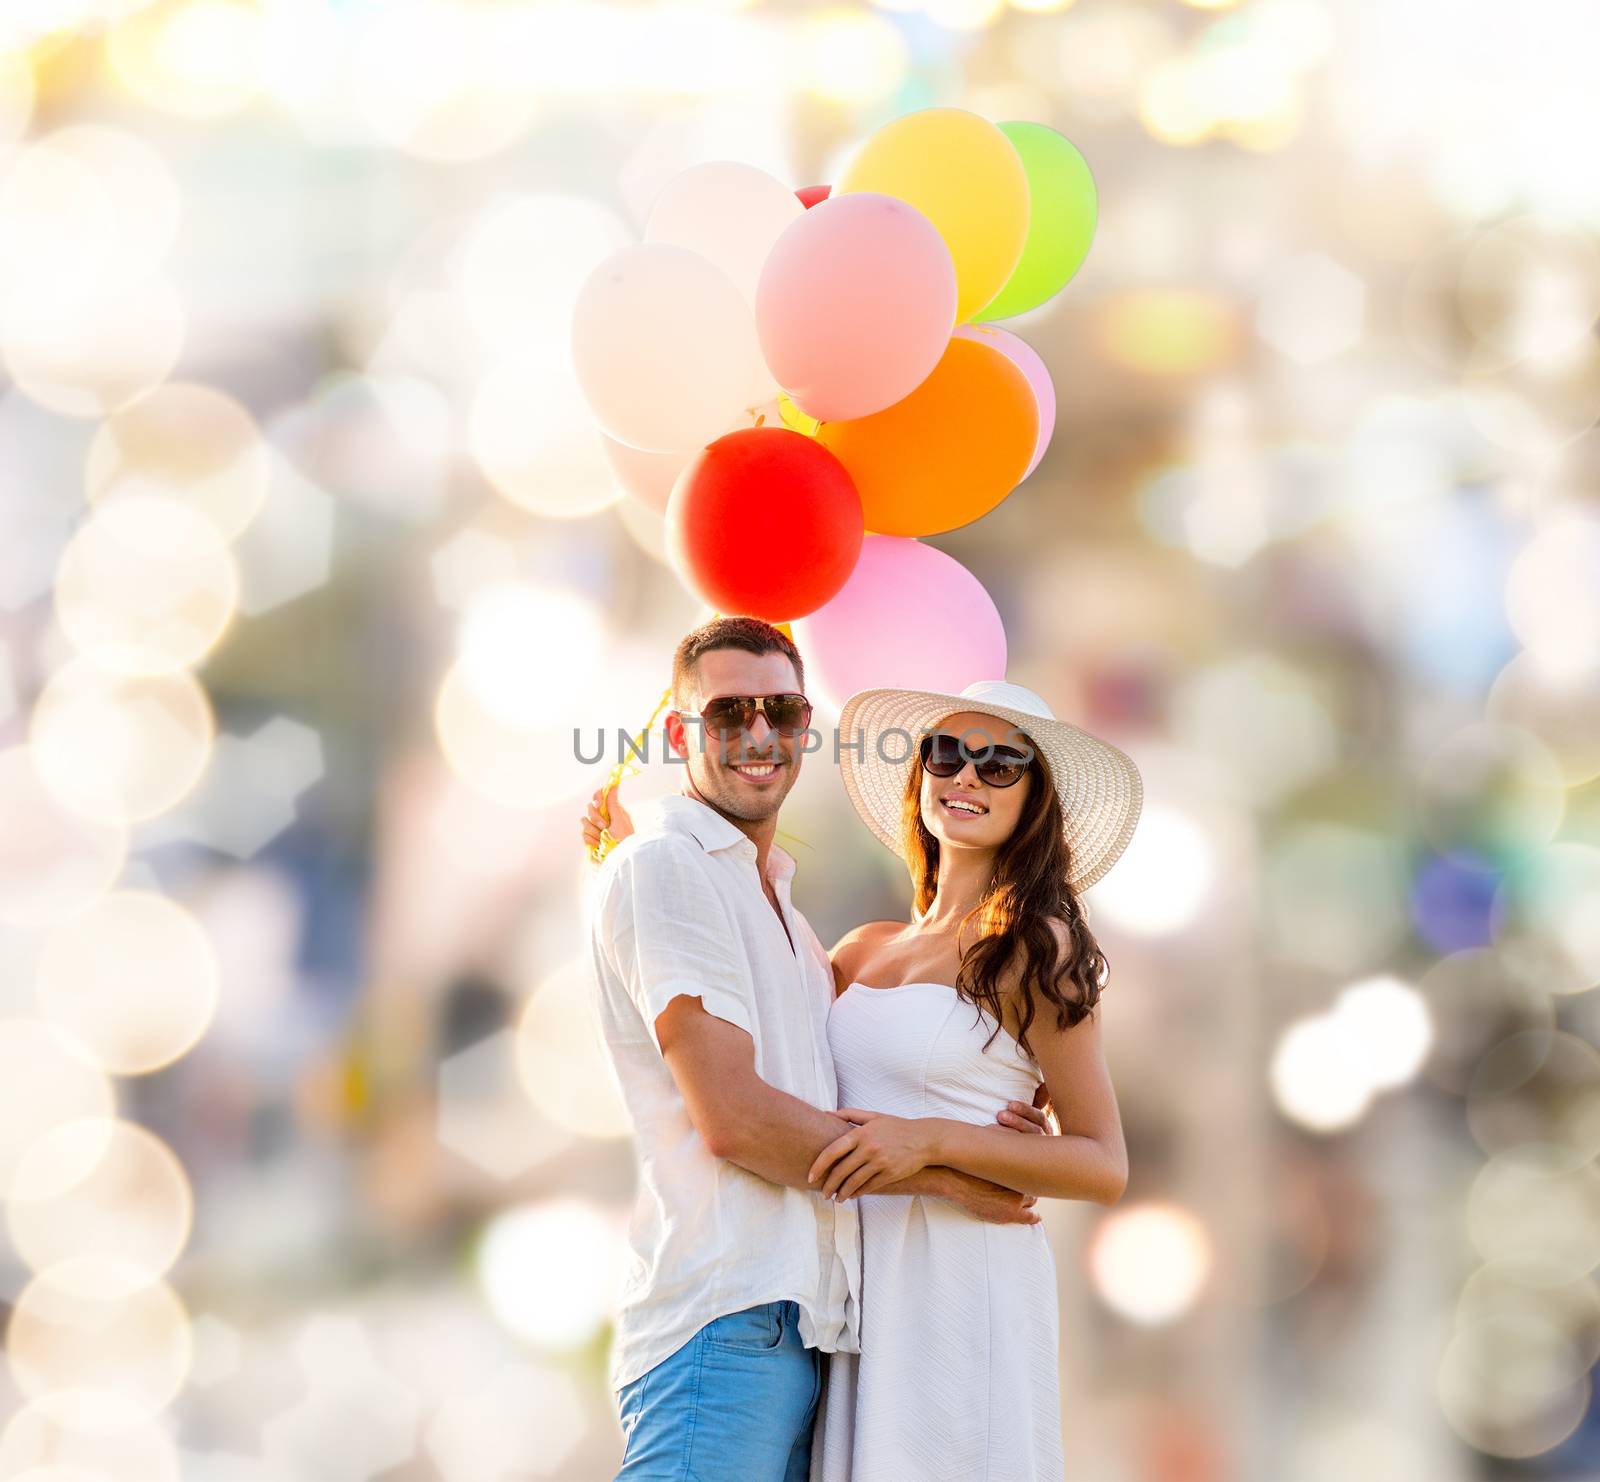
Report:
584,677,1141,1480
804,677,1138,1482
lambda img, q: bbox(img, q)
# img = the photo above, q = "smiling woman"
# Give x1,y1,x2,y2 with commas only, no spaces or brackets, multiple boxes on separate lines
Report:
826,679,1137,1076
803,677,1142,1480
901,707,1104,1052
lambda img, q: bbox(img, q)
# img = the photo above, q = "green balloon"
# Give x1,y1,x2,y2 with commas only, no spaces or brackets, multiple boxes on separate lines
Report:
973,122,1097,323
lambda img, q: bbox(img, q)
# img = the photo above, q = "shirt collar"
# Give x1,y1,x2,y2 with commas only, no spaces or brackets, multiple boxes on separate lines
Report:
659,794,796,885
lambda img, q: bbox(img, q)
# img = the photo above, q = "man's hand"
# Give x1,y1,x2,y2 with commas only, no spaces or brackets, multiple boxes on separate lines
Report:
996,1085,1055,1135
935,1168,1041,1226
581,783,635,858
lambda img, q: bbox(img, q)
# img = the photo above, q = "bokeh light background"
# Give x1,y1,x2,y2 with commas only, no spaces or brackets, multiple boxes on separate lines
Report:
1,0,1599,1477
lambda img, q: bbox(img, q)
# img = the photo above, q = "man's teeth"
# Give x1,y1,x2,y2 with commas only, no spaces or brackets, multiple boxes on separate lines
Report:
733,763,777,776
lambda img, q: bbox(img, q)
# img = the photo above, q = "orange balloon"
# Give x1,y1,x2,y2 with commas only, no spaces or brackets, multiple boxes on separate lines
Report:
816,336,1037,536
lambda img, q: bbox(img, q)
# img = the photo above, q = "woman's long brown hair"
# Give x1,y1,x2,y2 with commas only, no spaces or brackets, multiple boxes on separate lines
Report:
902,735,1109,1057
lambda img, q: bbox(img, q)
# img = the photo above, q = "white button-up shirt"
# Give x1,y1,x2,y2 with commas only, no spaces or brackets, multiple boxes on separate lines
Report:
586,793,863,1392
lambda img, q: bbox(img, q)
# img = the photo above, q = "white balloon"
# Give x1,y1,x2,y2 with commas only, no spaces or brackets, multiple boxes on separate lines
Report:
645,162,799,409
597,431,690,514
571,243,760,454
598,398,771,512
644,161,804,308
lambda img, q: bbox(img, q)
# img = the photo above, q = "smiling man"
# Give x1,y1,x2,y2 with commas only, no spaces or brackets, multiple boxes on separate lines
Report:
584,616,1047,1481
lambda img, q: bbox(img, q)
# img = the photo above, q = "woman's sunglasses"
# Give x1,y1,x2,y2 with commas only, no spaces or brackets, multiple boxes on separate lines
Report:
692,693,813,738
919,732,1032,788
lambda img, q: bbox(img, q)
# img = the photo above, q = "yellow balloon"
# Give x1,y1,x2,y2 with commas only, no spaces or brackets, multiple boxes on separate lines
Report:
837,108,1030,326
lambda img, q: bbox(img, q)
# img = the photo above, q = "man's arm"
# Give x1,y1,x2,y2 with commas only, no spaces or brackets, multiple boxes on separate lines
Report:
657,996,1039,1223
597,837,1036,1223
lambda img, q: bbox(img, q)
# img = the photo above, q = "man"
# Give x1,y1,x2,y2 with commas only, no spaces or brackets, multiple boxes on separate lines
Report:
583,616,1050,1481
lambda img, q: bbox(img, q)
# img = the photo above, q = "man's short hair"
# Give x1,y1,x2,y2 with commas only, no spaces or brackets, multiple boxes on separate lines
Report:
672,616,805,707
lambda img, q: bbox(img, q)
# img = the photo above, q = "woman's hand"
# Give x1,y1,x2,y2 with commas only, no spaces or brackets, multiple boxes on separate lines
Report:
581,783,634,858
808,1110,942,1200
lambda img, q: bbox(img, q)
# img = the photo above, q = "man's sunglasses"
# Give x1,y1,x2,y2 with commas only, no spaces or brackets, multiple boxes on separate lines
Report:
919,732,1033,788
690,693,814,738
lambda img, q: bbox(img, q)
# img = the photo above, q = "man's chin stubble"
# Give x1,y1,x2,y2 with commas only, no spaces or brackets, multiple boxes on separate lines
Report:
708,769,793,821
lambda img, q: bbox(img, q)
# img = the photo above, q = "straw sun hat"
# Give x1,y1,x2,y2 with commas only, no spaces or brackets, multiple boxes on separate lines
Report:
835,679,1144,896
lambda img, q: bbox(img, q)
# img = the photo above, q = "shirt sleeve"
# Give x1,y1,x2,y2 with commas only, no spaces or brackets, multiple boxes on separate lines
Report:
598,836,755,1053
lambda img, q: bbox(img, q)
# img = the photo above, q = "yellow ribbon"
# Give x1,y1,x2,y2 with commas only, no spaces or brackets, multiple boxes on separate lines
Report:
589,683,675,865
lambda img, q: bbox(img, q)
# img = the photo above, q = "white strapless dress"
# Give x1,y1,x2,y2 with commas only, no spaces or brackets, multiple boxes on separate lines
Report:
810,981,1066,1482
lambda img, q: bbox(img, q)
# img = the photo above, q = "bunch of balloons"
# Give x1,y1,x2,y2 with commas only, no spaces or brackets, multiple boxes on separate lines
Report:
571,107,1096,710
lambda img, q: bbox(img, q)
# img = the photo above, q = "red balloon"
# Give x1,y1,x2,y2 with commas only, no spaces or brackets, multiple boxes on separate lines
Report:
796,184,832,209
667,428,863,621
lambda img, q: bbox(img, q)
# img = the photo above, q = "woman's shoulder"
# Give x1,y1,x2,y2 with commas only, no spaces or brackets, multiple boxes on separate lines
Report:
998,912,1099,1035
830,918,903,959
828,919,904,992
1001,913,1074,975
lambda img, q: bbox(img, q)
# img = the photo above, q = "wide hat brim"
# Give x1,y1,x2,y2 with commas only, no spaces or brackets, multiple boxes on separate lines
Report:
835,684,1144,896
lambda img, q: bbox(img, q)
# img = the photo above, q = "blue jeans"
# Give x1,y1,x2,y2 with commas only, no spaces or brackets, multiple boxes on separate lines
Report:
614,1300,822,1480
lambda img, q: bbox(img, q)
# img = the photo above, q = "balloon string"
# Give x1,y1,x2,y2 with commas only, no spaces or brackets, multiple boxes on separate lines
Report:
589,683,675,865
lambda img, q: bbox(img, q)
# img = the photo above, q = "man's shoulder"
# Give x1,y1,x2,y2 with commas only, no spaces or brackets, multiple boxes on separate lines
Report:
592,813,705,898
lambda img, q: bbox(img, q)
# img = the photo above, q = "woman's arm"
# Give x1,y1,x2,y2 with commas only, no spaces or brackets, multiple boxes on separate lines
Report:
809,999,1128,1205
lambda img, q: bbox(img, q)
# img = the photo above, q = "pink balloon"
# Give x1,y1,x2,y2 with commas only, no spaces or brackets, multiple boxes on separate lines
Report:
755,193,957,423
954,323,1055,479
791,535,1007,714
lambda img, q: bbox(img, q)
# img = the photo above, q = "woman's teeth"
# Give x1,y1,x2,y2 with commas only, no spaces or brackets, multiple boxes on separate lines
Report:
942,797,986,816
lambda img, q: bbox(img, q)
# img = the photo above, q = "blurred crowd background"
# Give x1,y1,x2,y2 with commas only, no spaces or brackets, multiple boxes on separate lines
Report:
1,0,1598,1478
